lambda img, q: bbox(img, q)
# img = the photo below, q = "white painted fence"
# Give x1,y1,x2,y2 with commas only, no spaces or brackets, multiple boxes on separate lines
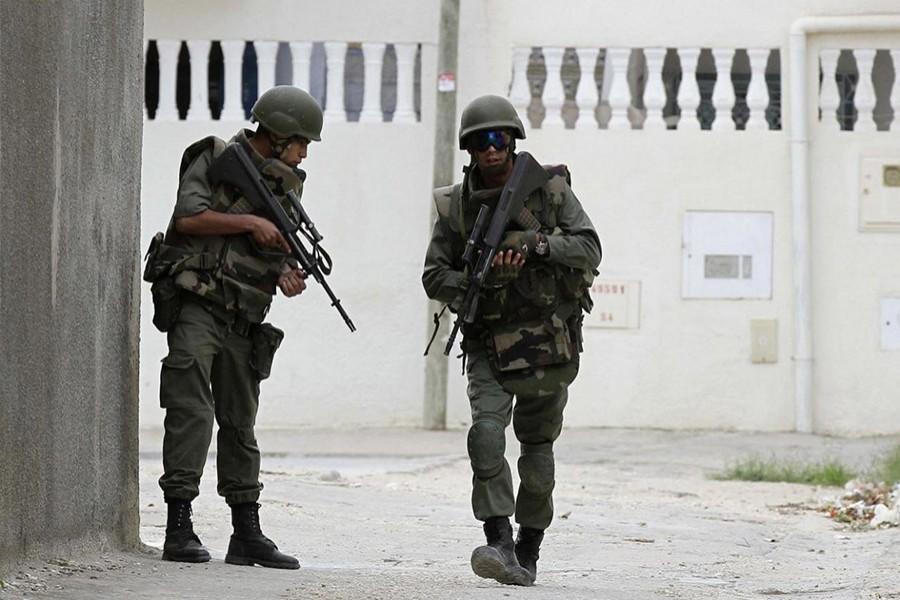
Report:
141,0,900,436
148,39,422,124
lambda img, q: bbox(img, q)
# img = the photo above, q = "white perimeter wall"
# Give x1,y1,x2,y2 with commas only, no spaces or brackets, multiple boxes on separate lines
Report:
142,0,900,435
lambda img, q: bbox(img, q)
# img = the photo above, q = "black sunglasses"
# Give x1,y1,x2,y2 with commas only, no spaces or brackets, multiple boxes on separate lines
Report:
471,130,512,152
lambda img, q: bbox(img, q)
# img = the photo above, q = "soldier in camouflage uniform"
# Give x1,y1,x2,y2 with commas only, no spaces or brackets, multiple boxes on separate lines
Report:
144,86,324,569
422,95,601,586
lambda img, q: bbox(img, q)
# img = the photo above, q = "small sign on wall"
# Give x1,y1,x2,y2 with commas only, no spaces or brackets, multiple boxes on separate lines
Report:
881,297,900,350
682,211,774,299
584,280,641,329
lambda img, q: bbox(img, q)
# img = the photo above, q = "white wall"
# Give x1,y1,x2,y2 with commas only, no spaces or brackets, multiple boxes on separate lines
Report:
142,0,900,435
141,117,437,430
446,129,796,430
144,0,439,44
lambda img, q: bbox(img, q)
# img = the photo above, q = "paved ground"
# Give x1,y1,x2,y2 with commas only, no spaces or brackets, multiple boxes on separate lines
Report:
3,427,900,599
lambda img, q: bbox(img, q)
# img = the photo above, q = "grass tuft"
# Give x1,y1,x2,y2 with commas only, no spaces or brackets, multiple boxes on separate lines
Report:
871,444,900,486
713,455,855,487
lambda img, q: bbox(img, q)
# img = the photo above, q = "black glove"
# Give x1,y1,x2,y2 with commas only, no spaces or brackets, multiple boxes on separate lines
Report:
485,261,523,287
499,230,540,257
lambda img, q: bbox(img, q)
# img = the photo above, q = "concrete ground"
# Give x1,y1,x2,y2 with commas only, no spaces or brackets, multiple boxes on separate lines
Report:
3,427,900,599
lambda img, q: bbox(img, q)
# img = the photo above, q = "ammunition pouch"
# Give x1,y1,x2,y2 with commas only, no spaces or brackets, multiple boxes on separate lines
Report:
487,314,582,397
250,323,284,381
143,231,221,333
144,232,182,332
142,232,169,283
150,277,183,333
490,314,573,372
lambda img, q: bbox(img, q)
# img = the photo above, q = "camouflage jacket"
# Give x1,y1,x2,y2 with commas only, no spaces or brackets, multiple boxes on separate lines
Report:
422,156,601,346
163,129,302,323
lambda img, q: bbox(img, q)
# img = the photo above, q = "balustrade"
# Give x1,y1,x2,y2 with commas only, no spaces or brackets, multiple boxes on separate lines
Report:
513,45,783,131
513,44,900,133
144,39,422,123
818,48,899,132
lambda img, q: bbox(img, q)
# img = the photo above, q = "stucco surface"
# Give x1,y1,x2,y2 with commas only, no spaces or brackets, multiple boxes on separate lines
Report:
0,2,144,565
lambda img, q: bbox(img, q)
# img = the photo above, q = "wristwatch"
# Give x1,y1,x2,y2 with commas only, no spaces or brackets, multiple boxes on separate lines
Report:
534,233,549,257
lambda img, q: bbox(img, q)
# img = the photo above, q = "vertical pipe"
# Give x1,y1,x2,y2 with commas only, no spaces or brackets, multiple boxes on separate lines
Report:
790,24,814,433
788,15,900,432
423,0,459,430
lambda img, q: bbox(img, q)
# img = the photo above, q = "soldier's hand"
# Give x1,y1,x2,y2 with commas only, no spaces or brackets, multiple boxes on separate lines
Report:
249,215,291,252
278,268,307,297
499,230,539,258
486,249,524,287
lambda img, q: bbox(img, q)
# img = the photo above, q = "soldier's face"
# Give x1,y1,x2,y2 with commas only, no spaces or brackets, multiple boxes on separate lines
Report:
473,146,511,179
469,129,513,179
280,137,310,168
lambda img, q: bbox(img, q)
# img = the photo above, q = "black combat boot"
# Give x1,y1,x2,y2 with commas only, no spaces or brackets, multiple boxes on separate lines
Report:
515,526,544,584
224,502,299,569
470,516,532,586
162,500,211,563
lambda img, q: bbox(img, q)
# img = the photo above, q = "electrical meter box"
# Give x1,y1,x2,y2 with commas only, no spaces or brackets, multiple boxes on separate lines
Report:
682,211,774,299
860,157,900,231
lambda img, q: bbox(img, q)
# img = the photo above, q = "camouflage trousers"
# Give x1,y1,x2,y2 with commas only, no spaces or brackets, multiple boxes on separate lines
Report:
158,298,264,506
465,349,569,531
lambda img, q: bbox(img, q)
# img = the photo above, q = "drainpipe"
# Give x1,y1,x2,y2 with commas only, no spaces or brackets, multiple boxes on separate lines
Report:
424,0,460,430
789,15,900,433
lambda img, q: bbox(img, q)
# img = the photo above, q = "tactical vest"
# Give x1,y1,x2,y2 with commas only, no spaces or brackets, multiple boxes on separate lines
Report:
434,164,594,328
160,132,304,323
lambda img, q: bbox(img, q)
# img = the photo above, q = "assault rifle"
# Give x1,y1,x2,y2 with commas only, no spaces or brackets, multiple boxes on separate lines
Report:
443,152,548,355
208,143,356,332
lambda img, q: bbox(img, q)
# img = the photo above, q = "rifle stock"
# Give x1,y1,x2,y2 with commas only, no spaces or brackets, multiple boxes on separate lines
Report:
208,143,356,332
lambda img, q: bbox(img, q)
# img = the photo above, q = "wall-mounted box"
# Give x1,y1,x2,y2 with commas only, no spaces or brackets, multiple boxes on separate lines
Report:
682,211,774,299
751,319,778,363
861,157,900,232
881,297,900,350
584,280,641,329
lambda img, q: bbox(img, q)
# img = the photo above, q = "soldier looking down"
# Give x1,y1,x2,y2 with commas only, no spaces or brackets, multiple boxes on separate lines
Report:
143,86,324,570
423,94,602,586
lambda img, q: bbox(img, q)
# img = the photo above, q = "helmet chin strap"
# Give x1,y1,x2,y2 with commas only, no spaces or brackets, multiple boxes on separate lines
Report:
267,132,290,161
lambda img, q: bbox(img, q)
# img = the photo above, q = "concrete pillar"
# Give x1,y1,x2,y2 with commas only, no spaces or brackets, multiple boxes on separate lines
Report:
0,1,142,567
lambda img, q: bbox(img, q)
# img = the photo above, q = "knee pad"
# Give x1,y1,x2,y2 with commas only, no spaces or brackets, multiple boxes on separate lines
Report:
518,451,555,497
467,420,506,479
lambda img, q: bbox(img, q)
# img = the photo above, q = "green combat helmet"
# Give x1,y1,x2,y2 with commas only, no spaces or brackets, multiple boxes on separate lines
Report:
251,85,324,141
458,94,526,149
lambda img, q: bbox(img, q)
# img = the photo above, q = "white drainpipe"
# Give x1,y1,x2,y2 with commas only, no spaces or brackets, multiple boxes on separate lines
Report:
789,15,900,433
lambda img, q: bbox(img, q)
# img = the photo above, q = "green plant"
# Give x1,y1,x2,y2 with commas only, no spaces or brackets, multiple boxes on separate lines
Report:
713,455,855,487
871,444,900,486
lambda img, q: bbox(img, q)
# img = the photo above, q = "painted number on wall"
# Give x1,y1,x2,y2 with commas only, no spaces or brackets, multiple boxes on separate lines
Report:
584,280,640,329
